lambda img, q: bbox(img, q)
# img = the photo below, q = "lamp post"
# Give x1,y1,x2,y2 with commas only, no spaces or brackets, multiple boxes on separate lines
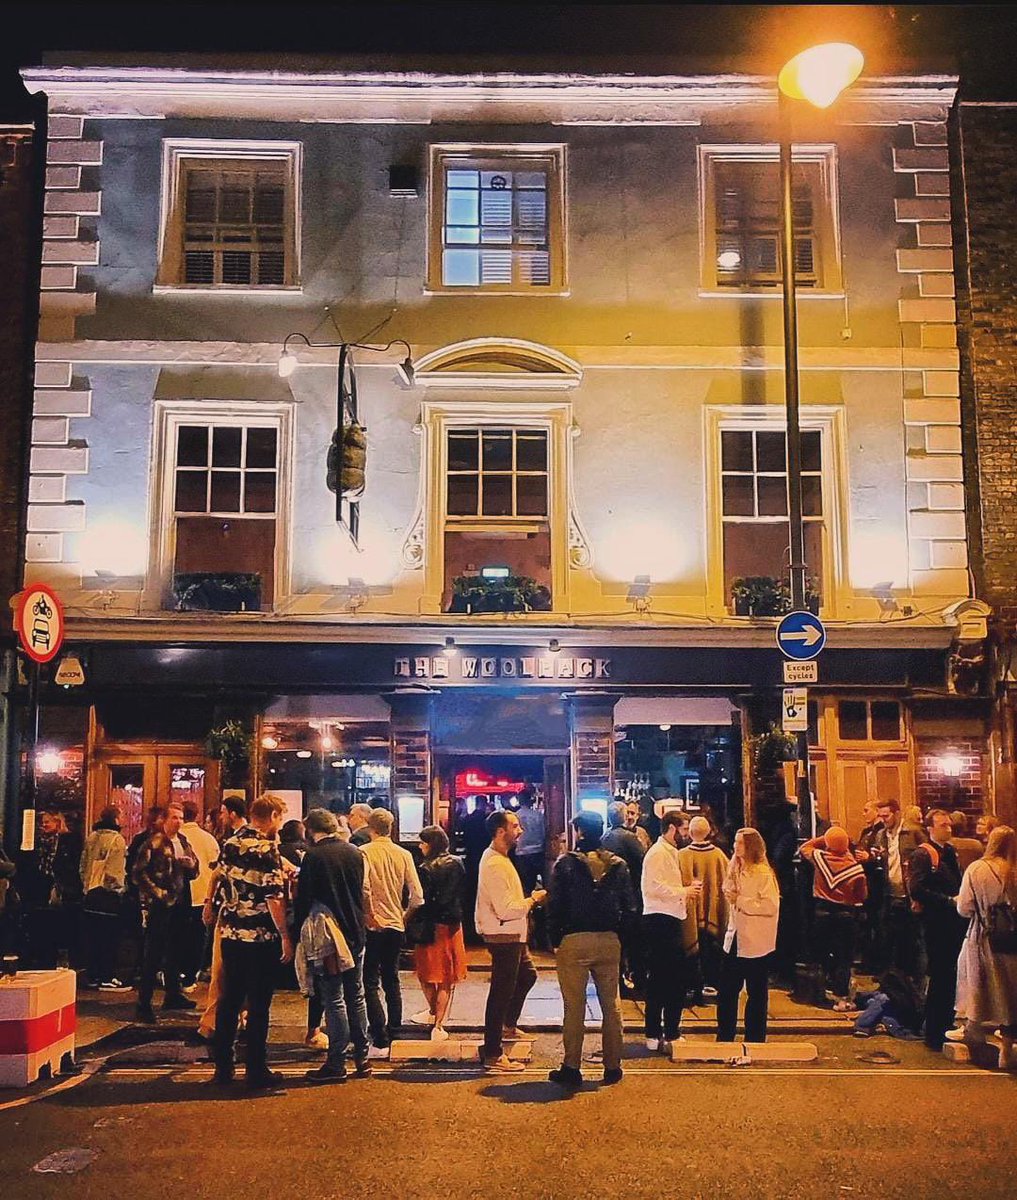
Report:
776,43,863,836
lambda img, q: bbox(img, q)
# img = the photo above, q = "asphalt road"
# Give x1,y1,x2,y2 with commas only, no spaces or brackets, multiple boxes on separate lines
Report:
1,1037,1014,1200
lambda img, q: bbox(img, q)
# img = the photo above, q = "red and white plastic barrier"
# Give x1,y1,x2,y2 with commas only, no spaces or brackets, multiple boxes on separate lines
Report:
0,969,76,1087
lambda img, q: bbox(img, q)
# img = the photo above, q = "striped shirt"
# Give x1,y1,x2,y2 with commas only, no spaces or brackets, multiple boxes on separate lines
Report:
217,827,285,943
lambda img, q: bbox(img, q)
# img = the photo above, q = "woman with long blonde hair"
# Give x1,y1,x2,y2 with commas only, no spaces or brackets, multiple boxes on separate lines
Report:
717,827,780,1043
953,824,1017,1068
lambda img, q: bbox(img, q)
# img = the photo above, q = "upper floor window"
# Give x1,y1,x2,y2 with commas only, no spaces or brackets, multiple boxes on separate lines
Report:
700,146,841,293
446,428,548,518
837,700,903,743
174,425,278,517
429,146,565,292
157,141,301,290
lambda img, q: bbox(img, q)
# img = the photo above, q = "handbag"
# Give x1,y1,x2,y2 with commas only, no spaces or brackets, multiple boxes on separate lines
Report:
977,865,1017,955
405,906,435,948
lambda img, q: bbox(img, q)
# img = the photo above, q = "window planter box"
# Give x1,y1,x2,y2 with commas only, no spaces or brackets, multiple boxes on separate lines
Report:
173,572,262,613
446,575,552,615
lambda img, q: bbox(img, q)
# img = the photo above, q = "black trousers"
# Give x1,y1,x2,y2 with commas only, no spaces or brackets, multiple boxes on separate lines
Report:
84,908,121,984
921,910,966,1048
620,913,647,993
180,906,207,985
138,899,188,1008
882,898,923,979
814,902,857,998
642,913,686,1040
364,927,404,1047
717,941,771,1043
483,941,537,1061
215,938,279,1079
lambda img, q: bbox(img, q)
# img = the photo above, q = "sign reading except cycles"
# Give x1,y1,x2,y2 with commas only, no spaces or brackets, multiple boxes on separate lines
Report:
14,584,65,664
775,609,826,662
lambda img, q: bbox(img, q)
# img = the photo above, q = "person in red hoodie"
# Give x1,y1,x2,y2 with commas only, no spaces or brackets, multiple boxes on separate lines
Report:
801,827,868,1009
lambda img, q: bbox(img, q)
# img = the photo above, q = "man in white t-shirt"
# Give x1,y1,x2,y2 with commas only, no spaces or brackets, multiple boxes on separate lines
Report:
180,798,221,987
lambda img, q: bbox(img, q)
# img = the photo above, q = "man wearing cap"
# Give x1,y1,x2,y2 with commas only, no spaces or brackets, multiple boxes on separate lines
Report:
801,827,868,1008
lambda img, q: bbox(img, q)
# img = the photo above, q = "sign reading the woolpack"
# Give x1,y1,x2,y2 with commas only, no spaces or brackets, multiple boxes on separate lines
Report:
14,584,64,665
394,653,612,682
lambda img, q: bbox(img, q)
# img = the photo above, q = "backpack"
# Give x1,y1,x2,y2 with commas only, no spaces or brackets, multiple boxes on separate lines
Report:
908,842,940,914
977,864,1017,955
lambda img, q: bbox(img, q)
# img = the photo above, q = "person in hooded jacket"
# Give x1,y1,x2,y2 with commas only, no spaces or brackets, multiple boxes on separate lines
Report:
79,806,128,989
547,810,636,1090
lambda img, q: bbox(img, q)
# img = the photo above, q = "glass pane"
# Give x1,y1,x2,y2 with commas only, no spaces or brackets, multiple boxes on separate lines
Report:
482,431,513,471
721,430,753,473
446,169,479,188
801,430,822,473
169,766,205,811
109,765,146,845
210,471,242,512
446,226,480,245
516,475,548,516
516,432,547,472
212,427,242,467
722,476,755,517
723,522,789,600
756,431,787,473
446,191,478,226
481,170,513,190
447,474,478,516
245,427,277,469
871,701,902,742
838,701,869,741
757,476,788,517
177,425,208,468
244,472,277,514
447,432,478,472
482,475,513,517
802,475,823,517
253,185,284,226
804,522,824,601
443,249,479,286
174,470,207,513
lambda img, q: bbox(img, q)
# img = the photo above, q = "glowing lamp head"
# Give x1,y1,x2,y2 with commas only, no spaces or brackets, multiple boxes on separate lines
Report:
717,248,742,271
261,735,279,751
778,42,864,109
278,349,298,379
320,735,335,752
939,753,964,779
36,749,63,775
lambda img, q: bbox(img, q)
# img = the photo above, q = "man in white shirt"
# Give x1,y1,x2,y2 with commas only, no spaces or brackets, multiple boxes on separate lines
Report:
641,810,702,1052
360,807,423,1050
476,809,546,1073
180,799,221,988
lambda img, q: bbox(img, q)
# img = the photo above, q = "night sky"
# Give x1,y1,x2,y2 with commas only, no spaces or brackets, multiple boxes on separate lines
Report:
2,3,1016,116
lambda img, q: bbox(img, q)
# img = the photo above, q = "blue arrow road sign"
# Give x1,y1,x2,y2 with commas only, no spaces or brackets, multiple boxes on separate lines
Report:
776,610,827,661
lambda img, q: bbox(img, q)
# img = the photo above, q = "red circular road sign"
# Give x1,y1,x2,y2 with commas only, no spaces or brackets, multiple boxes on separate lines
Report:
14,584,65,664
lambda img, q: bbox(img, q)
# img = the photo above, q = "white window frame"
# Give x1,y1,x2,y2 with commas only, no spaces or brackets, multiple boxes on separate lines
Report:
155,139,303,293
704,405,848,619
698,144,843,298
445,427,550,523
426,144,568,295
148,401,295,613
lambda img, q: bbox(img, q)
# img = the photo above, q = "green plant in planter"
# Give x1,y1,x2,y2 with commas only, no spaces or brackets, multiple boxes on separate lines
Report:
174,572,262,613
730,575,822,617
206,719,252,786
749,724,801,776
447,574,552,614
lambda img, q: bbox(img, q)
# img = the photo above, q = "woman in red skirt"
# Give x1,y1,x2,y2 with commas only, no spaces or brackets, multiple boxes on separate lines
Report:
412,825,468,1040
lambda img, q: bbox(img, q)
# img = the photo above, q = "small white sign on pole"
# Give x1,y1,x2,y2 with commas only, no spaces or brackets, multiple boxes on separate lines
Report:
783,660,818,685
782,687,809,733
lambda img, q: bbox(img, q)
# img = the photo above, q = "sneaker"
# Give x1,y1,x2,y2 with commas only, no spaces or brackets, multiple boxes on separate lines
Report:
485,1055,525,1074
502,1026,526,1040
304,1030,330,1051
833,1000,857,1013
134,1005,157,1025
353,1058,373,1078
366,1045,390,1060
196,969,212,984
409,1009,435,1026
305,1064,347,1084
645,1038,661,1052
602,1067,624,1085
944,1027,967,1043
207,1069,234,1086
702,986,719,1000
548,1065,583,1090
99,979,130,992
245,1069,286,1091
430,1026,450,1042
182,983,199,995
852,1028,873,1039
162,994,197,1012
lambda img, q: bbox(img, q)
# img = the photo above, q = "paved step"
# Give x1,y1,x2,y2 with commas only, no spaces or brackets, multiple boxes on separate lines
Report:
670,1039,818,1064
389,1038,533,1064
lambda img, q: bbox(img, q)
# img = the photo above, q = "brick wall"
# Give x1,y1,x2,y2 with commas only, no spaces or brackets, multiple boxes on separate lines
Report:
0,129,37,615
914,736,985,813
955,105,1017,608
573,730,614,796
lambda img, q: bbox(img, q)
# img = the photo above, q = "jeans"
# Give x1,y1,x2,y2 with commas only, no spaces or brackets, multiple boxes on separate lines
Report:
814,901,857,998
642,913,686,1040
483,941,537,1061
364,927,404,1047
214,937,279,1079
854,991,906,1037
556,931,623,1072
316,946,370,1070
138,900,188,1008
717,940,770,1043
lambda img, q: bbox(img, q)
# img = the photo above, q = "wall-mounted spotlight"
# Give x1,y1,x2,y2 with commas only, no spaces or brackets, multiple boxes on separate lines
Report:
261,735,279,750
443,637,458,657
548,638,562,655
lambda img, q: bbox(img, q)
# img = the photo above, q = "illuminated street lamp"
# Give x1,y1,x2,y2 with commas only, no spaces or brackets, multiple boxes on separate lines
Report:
777,43,863,836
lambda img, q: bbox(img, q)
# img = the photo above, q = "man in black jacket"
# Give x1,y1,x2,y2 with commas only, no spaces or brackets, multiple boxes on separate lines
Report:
547,810,636,1090
602,800,646,997
908,808,966,1050
296,807,374,1082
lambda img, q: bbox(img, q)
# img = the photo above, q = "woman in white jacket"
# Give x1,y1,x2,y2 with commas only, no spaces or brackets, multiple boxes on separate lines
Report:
717,827,780,1043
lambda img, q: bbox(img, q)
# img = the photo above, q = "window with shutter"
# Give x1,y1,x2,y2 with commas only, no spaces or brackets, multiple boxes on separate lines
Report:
159,142,300,290
430,147,565,291
702,149,839,293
